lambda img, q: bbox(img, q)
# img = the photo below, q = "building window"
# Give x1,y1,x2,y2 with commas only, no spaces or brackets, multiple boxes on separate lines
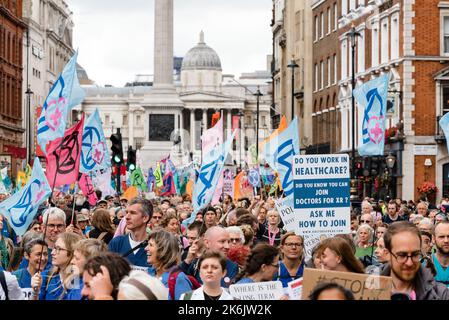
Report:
123,114,128,126
371,23,379,67
315,63,319,91
357,29,365,73
327,57,331,87
341,39,348,79
391,13,399,59
381,18,389,63
333,54,337,84
342,0,348,16
136,114,141,126
320,12,324,38
261,115,266,127
327,7,331,35
333,3,338,31
442,15,449,55
443,86,449,115
315,15,319,41
320,61,324,90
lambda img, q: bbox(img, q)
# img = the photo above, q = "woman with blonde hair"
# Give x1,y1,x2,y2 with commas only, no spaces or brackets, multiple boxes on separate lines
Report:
31,232,83,300
258,210,284,246
319,237,365,274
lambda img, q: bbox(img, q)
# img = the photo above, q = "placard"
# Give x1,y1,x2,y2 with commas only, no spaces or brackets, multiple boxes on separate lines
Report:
301,268,392,300
293,155,350,236
229,281,284,300
287,277,303,300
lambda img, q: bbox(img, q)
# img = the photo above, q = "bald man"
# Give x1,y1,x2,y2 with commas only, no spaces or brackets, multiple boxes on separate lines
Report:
179,226,239,287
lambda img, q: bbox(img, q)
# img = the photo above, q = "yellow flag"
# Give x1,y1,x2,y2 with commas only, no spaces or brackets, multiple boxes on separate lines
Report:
154,162,163,188
17,171,26,188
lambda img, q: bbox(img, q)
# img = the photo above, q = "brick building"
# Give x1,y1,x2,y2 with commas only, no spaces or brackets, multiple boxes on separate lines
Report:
0,1,26,177
311,0,340,154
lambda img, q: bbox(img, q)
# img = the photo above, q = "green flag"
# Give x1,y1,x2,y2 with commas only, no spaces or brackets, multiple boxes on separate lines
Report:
131,168,148,192
154,162,163,188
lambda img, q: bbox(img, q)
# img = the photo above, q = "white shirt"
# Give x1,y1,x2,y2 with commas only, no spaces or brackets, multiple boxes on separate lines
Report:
0,271,24,300
128,233,143,255
180,286,234,300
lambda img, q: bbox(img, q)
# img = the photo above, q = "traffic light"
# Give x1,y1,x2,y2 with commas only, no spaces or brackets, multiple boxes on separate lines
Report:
110,129,123,165
362,157,371,177
127,146,136,171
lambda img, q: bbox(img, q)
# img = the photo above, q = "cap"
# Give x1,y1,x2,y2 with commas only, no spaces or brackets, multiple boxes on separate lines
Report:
77,214,89,222
105,195,114,200
97,199,108,205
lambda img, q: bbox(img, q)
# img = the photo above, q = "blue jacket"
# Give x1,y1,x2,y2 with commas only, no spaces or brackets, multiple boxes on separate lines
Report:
274,260,304,287
148,267,192,300
108,234,149,268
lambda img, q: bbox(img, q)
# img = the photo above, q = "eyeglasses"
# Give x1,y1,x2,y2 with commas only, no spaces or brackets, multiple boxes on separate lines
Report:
230,238,242,243
284,242,303,248
390,251,423,264
360,220,372,223
53,246,70,254
270,262,279,268
47,224,65,230
153,216,162,220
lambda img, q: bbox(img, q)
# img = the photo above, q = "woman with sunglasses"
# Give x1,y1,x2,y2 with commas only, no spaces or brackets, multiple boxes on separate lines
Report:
276,232,305,288
31,232,82,300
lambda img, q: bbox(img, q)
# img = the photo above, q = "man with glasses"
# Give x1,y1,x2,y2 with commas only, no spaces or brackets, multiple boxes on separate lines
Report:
42,208,67,250
360,213,374,228
380,221,449,299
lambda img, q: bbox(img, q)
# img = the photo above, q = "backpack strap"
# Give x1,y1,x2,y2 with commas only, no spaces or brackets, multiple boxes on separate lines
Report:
0,270,9,300
97,232,108,241
168,269,180,300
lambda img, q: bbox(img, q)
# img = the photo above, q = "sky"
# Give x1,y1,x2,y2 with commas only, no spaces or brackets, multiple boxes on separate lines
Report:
67,0,272,87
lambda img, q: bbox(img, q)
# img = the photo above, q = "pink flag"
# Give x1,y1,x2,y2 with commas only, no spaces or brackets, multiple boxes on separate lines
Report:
46,115,84,188
201,116,223,156
211,174,223,205
78,173,98,206
232,115,240,140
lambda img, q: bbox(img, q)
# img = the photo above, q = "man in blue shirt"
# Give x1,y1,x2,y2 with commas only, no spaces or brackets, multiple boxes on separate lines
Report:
109,197,152,269
433,221,449,287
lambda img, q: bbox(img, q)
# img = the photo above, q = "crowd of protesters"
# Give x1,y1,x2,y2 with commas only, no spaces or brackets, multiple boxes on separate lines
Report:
1,189,449,300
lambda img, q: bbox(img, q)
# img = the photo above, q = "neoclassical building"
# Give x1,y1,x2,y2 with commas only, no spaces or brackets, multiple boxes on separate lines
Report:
75,32,272,169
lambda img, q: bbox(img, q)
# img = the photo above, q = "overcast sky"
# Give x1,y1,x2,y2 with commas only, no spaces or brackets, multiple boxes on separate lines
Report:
67,0,272,87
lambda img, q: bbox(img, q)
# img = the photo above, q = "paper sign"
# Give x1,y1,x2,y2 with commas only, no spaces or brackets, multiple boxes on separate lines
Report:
229,281,284,300
287,277,303,300
301,268,392,300
293,155,350,236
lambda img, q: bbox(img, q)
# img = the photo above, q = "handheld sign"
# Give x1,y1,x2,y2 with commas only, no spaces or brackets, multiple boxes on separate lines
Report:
301,268,392,300
287,277,303,300
229,281,284,300
293,154,350,236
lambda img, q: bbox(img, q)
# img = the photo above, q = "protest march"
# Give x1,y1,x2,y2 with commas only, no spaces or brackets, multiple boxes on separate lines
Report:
0,52,449,304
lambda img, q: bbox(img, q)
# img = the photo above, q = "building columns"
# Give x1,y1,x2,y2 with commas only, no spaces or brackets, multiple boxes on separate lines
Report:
190,109,196,151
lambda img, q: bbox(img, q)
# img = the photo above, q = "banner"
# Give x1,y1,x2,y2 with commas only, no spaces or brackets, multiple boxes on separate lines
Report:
293,154,350,236
37,51,85,154
201,115,223,158
147,168,155,192
301,268,392,300
80,109,111,173
262,117,299,197
160,171,176,196
78,173,98,206
0,158,51,236
248,168,261,188
45,115,85,188
154,162,163,188
353,73,389,156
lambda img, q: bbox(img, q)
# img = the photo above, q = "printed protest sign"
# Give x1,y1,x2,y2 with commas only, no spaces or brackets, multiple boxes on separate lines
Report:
229,281,284,300
301,268,392,300
287,277,303,300
293,154,350,236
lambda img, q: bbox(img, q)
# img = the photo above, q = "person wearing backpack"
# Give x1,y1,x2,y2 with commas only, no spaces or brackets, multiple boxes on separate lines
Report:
145,229,199,300
0,269,23,300
180,250,233,300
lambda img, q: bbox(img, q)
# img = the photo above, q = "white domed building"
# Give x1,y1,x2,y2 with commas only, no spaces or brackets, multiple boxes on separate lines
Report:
76,31,273,169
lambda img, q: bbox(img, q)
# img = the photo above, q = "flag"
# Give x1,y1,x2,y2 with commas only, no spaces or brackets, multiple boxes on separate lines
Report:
261,117,299,197
92,169,115,197
211,111,221,127
131,168,148,192
248,168,261,188
185,132,235,226
186,179,194,199
201,115,223,158
260,166,276,185
16,171,27,190
1,168,12,192
78,173,98,206
439,112,449,152
0,158,51,236
154,162,163,188
233,170,254,201
122,186,138,201
147,168,155,192
80,109,111,173
45,114,85,188
260,115,287,147
353,73,389,156
37,51,85,154
160,171,175,196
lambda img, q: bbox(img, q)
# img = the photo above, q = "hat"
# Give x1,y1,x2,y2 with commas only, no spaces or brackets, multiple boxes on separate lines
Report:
105,195,114,200
77,214,89,222
120,196,128,202
97,199,108,205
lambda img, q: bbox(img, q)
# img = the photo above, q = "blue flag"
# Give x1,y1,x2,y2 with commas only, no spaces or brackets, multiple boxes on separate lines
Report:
248,168,261,188
147,168,155,192
37,51,85,154
80,109,111,173
184,132,235,226
439,112,449,152
353,73,389,156
0,158,51,236
262,117,299,197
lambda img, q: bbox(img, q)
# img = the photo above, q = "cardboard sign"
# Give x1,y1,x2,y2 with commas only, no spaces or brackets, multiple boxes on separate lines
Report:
293,155,351,236
229,281,284,300
301,268,392,300
287,277,303,300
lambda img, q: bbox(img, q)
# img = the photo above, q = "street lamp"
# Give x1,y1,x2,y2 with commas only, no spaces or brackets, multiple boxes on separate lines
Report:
287,59,299,121
254,86,263,161
386,153,396,200
348,26,362,202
